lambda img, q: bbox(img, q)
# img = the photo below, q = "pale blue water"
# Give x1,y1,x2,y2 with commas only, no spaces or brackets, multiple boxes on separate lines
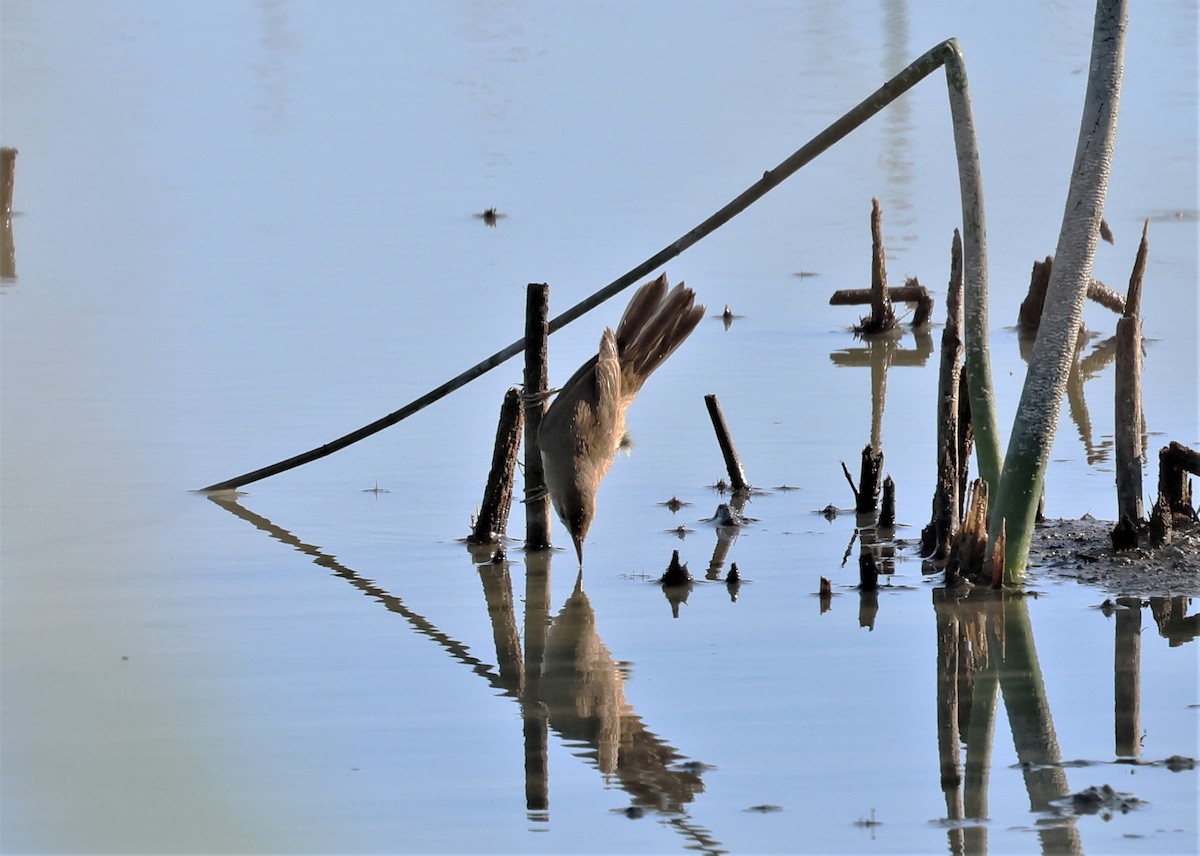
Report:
2,1,1196,854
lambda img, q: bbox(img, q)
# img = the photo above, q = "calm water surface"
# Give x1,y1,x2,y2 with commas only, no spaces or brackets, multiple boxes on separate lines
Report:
2,1,1197,854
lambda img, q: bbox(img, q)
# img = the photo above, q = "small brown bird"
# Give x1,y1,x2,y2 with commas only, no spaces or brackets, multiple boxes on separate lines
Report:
539,274,704,564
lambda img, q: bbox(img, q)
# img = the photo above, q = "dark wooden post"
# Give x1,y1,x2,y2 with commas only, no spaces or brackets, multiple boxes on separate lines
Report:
469,387,524,544
704,394,749,493
524,284,552,551
1113,221,1148,531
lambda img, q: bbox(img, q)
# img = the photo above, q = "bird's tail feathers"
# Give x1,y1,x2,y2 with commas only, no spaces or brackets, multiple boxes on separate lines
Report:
616,275,705,397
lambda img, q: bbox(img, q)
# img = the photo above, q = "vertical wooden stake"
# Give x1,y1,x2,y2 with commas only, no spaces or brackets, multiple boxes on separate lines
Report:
855,444,884,514
0,148,16,218
928,230,965,559
704,394,749,493
1114,220,1148,529
1,148,15,281
524,283,552,551
469,387,524,544
858,197,897,333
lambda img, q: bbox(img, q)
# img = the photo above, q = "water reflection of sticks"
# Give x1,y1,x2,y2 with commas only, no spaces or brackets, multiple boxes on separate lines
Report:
934,588,1085,856
1019,330,1124,466
208,494,723,853
830,328,935,449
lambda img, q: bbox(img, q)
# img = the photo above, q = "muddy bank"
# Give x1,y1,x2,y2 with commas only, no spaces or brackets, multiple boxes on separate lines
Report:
1026,516,1200,597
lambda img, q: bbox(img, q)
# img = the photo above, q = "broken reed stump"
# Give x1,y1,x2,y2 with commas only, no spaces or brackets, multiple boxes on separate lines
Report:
850,444,885,514
660,549,693,587
987,519,1005,589
704,393,750,493
468,387,524,544
523,283,552,551
0,148,15,218
853,197,898,334
922,230,964,560
1016,255,1128,336
879,476,896,528
1158,441,1199,521
830,278,934,327
1113,220,1149,536
955,366,975,523
946,478,989,586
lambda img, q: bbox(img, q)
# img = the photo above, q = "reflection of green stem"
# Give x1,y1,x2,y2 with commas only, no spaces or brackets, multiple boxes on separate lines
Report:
997,595,1082,856
993,0,1127,581
963,649,997,822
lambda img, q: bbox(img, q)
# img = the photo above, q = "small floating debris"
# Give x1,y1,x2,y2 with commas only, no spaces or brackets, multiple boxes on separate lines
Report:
853,808,882,828
793,270,820,279
362,482,390,494
744,804,784,814
474,207,506,226
717,305,743,329
659,496,690,513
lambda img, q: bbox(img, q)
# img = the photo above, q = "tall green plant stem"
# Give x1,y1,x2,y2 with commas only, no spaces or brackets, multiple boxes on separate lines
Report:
993,0,1128,582
943,42,1002,496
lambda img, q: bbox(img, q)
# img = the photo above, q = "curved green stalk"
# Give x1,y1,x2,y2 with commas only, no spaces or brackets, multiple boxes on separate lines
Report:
943,40,1003,496
994,0,1128,582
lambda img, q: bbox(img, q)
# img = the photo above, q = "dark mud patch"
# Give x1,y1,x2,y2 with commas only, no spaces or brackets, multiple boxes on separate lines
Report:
1027,516,1200,597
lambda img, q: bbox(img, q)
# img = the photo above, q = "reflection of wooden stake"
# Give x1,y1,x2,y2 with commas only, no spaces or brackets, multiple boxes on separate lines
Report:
934,592,963,821
524,284,552,551
1114,221,1149,534
478,562,524,693
858,549,879,591
704,394,749,493
522,548,551,814
470,387,524,544
1114,596,1142,758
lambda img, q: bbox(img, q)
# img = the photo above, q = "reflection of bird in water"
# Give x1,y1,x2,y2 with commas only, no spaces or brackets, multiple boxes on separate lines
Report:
541,572,705,812
539,274,704,563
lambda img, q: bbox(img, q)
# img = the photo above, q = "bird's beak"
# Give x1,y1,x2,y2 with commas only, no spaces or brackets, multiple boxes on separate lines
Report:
571,533,584,566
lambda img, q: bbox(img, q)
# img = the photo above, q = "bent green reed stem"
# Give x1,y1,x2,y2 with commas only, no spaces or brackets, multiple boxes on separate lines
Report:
992,0,1127,582
202,38,982,492
943,42,1002,496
